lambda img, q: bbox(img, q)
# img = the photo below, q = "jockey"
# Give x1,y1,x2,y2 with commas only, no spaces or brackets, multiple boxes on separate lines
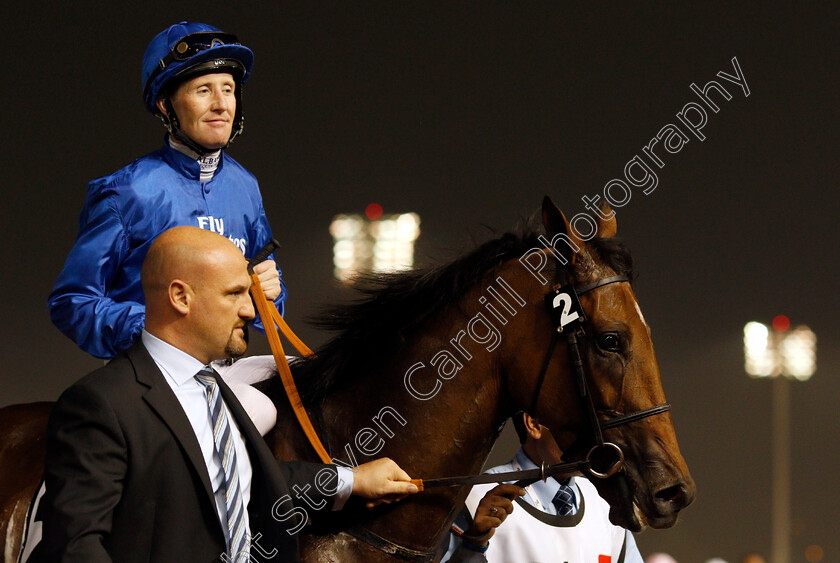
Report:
47,22,281,434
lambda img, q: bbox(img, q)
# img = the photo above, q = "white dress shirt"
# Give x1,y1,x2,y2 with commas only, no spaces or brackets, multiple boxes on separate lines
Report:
142,331,253,536
508,449,580,514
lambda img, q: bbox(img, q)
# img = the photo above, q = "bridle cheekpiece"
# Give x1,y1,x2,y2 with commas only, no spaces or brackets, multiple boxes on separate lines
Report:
529,267,671,479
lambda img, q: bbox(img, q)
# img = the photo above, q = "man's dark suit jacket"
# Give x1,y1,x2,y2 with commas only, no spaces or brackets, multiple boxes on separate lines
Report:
31,342,336,563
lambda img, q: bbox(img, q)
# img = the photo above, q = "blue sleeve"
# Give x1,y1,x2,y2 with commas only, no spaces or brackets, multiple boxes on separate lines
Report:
248,201,286,333
47,190,145,359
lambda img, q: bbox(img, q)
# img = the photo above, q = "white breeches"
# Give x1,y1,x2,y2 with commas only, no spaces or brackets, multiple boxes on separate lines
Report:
213,355,284,436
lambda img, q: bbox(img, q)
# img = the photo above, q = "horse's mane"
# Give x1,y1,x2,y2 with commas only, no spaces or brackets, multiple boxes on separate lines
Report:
281,227,634,406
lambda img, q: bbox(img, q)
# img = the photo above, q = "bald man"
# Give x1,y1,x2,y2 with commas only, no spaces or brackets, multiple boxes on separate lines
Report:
32,227,417,563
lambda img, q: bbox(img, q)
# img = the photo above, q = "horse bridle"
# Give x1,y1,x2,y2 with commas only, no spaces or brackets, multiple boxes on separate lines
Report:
529,268,671,479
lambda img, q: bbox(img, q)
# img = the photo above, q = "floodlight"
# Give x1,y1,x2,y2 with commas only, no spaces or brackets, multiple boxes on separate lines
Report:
744,321,775,377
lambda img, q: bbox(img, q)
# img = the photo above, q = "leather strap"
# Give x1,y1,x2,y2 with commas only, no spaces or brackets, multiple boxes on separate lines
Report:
345,526,438,563
249,272,330,463
268,304,314,357
414,460,588,491
575,274,630,295
601,403,671,429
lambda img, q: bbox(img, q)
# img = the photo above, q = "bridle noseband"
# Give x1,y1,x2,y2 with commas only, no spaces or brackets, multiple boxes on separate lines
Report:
529,270,671,479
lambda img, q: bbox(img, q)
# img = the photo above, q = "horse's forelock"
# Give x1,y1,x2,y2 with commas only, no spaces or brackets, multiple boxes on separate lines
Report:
583,236,635,281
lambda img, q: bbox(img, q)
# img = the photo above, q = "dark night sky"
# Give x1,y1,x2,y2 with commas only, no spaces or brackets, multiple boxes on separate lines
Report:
2,3,838,562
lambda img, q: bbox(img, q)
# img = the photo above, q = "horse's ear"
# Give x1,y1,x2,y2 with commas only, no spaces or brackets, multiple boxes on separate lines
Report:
598,202,617,238
541,196,584,264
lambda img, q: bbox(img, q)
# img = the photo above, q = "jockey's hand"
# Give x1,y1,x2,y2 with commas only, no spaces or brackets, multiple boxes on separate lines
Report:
463,484,524,547
351,457,419,509
252,259,282,301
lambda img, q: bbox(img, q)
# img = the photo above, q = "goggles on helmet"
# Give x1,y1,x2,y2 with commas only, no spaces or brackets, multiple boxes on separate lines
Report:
143,32,242,101
167,32,240,62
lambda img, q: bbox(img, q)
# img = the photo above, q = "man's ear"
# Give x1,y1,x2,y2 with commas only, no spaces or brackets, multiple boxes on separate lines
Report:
169,279,192,314
524,413,543,441
156,97,169,117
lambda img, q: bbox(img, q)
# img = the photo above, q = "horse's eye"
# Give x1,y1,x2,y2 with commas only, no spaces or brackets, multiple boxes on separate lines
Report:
598,333,622,352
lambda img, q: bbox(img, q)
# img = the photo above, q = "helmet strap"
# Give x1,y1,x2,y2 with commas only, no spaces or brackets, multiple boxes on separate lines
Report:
226,85,245,146
170,128,214,157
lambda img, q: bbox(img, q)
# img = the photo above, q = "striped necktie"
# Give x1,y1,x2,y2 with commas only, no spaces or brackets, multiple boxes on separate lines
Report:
195,367,249,561
552,483,576,516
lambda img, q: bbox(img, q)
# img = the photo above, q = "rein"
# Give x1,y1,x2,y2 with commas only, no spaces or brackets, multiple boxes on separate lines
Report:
247,241,332,464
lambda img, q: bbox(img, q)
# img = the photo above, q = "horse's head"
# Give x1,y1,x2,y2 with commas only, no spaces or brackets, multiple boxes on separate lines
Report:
503,197,695,531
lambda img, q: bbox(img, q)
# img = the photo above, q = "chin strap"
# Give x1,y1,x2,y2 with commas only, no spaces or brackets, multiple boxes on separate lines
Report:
171,128,214,157
248,240,331,464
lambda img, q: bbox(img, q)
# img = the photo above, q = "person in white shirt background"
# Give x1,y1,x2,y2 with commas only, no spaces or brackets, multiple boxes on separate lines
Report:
443,411,643,563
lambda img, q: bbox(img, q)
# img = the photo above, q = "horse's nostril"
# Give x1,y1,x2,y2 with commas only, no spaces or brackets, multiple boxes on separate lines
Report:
655,484,688,509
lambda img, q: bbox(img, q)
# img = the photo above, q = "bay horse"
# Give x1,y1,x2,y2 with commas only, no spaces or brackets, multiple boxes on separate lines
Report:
265,197,694,561
0,197,694,562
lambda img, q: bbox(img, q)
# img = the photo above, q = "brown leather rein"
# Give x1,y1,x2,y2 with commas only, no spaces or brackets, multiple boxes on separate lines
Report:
247,241,331,464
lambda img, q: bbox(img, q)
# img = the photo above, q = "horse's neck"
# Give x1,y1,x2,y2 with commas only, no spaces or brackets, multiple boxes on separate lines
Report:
303,286,518,550
269,261,537,550
266,345,507,553
321,371,503,550
323,345,505,467
268,329,510,468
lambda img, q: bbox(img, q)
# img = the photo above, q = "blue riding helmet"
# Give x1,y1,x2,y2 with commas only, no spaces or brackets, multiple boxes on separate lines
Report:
141,22,254,152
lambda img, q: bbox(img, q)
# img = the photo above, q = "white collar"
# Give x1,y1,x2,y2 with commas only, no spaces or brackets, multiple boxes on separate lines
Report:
168,136,222,182
512,448,579,512
141,330,206,387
